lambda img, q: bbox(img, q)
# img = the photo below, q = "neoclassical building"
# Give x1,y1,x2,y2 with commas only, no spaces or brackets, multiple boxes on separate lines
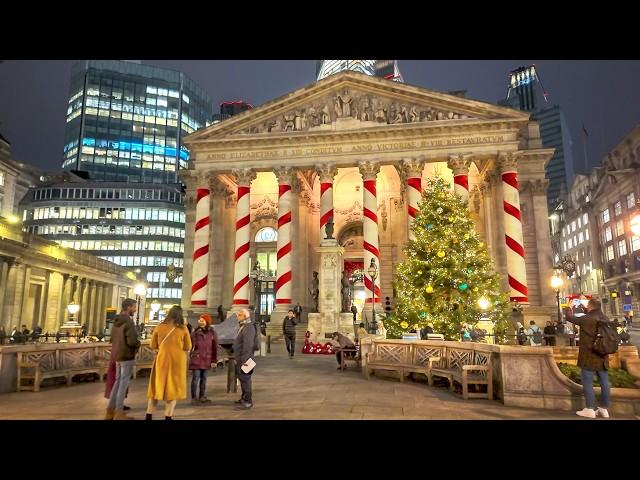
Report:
181,71,557,334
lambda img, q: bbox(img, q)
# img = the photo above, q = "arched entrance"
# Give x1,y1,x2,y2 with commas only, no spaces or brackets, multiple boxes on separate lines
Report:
338,221,365,322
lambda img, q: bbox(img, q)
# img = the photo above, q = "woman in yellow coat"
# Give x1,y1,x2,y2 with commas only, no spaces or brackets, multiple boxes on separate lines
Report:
145,305,192,420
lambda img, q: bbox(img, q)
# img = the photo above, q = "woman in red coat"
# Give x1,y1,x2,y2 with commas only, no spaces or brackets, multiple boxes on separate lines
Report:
104,347,131,410
189,314,218,404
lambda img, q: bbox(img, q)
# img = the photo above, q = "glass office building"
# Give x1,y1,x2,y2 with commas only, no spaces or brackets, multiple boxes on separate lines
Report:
62,60,213,183
316,60,403,82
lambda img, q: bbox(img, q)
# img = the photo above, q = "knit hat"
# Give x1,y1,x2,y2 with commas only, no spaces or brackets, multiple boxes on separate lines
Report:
200,314,213,325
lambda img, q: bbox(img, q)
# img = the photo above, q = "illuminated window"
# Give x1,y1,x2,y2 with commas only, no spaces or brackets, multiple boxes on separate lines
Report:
632,236,640,252
607,245,615,261
0,172,4,186
616,220,625,237
605,227,612,242
618,239,627,256
614,201,622,216
582,213,588,225
255,227,277,242
578,232,584,244
627,192,636,209
601,208,610,224
571,221,576,232
585,229,589,241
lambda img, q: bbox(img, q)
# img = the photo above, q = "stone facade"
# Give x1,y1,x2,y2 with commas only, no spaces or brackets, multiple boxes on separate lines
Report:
181,71,557,336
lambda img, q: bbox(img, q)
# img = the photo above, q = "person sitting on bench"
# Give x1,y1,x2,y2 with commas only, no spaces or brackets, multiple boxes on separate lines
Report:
330,331,356,370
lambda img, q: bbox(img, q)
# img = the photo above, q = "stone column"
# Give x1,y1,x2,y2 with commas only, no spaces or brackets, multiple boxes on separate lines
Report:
315,163,337,244
273,167,295,314
3,260,20,328
231,168,256,310
499,153,529,303
402,157,424,240
359,161,382,309
19,265,32,325
0,258,10,327
94,282,104,332
208,178,229,309
87,280,97,334
191,173,211,307
58,273,71,327
530,179,556,306
448,154,471,204
80,278,90,326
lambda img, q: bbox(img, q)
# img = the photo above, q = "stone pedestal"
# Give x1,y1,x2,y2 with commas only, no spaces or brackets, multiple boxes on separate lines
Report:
59,321,82,343
521,305,555,329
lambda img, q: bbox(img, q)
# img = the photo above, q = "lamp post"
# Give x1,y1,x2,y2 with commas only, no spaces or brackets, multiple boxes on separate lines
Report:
67,302,80,323
150,300,161,323
367,258,378,334
551,273,564,325
133,283,146,326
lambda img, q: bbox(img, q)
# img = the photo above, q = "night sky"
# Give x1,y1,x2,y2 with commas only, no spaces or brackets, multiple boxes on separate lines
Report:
1,60,639,184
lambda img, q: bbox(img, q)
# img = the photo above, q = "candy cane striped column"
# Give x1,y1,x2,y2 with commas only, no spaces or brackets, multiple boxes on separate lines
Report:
274,167,295,309
499,154,528,303
359,161,381,305
191,183,211,306
448,154,471,204
316,164,337,243
402,157,424,241
232,168,256,307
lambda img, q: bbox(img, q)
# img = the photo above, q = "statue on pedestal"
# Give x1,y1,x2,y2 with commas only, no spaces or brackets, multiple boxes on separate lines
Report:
309,271,319,313
341,270,351,313
324,217,334,240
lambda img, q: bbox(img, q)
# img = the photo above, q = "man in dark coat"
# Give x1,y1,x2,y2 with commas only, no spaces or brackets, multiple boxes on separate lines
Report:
565,298,611,419
282,309,298,358
233,308,256,409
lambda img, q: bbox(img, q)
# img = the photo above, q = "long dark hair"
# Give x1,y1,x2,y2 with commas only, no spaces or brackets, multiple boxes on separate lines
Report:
164,305,185,327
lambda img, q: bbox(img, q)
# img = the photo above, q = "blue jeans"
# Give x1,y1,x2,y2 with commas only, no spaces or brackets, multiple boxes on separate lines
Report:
107,360,135,411
191,369,208,399
581,368,610,409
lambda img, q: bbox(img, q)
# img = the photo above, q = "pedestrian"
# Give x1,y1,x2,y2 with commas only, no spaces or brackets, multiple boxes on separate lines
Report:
0,326,6,345
460,323,472,342
282,309,298,358
623,312,633,328
104,346,132,412
293,302,302,321
356,322,368,339
21,325,30,343
217,305,224,324
565,299,611,418
350,304,358,323
526,321,543,346
31,325,42,342
146,305,192,420
543,321,556,346
330,331,356,370
233,308,257,409
189,313,218,405
516,322,526,345
105,298,140,420
376,320,387,339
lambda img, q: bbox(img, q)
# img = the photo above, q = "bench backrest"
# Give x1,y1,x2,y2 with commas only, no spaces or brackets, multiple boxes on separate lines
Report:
18,351,58,372
370,342,410,364
136,344,155,364
58,348,95,369
412,345,445,367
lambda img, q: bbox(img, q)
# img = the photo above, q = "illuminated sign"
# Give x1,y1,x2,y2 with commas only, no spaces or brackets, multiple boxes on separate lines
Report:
610,291,619,298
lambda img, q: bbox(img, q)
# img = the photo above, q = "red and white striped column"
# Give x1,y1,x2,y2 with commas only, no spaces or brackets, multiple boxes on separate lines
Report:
274,167,295,310
191,179,211,306
359,161,381,306
448,154,471,204
499,154,528,303
402,157,424,240
316,164,337,243
232,168,256,308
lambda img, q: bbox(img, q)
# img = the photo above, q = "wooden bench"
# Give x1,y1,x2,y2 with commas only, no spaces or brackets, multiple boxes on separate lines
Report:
364,342,413,382
429,346,493,400
133,344,155,378
17,347,107,392
337,344,361,371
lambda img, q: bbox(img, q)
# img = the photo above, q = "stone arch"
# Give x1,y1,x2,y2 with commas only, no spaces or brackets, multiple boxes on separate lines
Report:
251,217,277,239
337,221,364,248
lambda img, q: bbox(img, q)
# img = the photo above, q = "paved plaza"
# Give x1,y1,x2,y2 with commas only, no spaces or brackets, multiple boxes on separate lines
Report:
0,344,636,420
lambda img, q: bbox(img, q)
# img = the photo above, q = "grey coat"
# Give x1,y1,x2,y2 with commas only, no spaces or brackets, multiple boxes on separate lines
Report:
233,322,256,365
568,308,609,371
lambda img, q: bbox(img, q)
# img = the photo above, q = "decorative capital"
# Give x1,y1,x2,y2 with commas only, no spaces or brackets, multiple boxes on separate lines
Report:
401,156,425,179
315,163,338,183
273,166,296,185
232,168,256,186
530,178,549,195
497,152,520,173
185,191,197,208
358,160,380,181
447,154,471,176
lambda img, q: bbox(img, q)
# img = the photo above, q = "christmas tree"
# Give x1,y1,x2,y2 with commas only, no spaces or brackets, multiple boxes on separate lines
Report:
389,176,510,340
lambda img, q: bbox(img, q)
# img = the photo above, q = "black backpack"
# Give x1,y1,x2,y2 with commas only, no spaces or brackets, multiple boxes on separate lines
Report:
531,326,543,345
252,323,261,351
592,319,620,356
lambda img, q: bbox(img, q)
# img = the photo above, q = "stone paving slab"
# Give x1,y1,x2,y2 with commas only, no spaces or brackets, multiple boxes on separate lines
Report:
0,351,636,420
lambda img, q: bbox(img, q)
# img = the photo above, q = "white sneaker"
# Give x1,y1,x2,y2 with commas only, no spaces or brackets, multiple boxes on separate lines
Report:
596,407,610,418
576,408,596,418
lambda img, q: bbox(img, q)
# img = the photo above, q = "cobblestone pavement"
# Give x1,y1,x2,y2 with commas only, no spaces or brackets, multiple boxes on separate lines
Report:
0,346,635,420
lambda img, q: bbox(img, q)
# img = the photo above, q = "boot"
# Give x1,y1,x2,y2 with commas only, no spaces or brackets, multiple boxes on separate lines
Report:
113,410,134,420
104,408,115,420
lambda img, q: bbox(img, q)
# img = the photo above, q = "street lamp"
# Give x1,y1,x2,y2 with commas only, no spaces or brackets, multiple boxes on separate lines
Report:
478,296,490,312
367,258,378,333
134,283,146,326
150,300,161,322
551,273,564,324
67,302,80,322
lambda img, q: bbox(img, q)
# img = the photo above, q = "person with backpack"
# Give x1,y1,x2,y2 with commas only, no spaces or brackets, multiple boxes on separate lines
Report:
526,321,543,346
233,308,257,410
516,322,527,345
565,298,612,419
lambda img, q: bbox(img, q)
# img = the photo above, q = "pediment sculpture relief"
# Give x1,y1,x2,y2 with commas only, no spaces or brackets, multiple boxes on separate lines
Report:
232,88,474,135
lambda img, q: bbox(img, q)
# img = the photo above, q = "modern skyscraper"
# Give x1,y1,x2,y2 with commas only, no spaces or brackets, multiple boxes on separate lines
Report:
62,60,214,183
25,61,214,317
498,65,574,210
316,60,403,82
212,100,253,123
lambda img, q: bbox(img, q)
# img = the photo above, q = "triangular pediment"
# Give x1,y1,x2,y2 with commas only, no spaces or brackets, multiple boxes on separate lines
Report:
186,71,529,144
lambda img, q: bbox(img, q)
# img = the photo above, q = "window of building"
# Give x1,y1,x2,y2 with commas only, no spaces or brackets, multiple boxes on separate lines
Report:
601,208,610,224
616,219,625,237
255,227,277,242
607,245,615,261
627,192,636,209
618,239,628,256
563,241,567,252
614,201,623,216
632,236,640,252
578,232,584,244
571,221,576,232
605,227,612,242
567,238,573,249
585,229,590,241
